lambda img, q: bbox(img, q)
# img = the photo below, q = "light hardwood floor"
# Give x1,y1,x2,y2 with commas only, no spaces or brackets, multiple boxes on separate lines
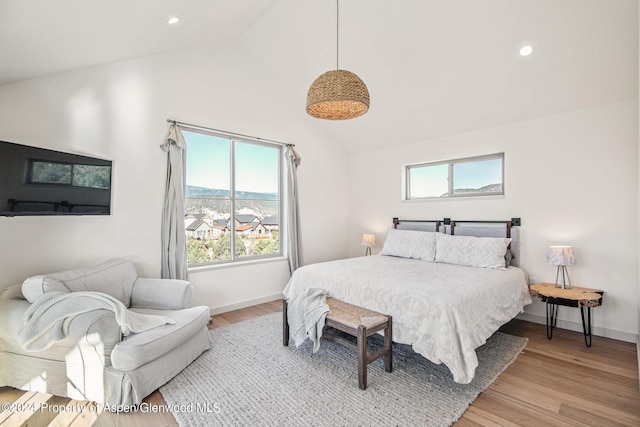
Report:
1,300,638,426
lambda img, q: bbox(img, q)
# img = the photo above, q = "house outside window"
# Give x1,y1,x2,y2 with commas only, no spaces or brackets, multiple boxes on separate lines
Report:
182,129,282,265
405,153,504,200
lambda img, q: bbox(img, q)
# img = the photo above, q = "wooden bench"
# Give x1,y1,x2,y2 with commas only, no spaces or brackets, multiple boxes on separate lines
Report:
282,297,393,390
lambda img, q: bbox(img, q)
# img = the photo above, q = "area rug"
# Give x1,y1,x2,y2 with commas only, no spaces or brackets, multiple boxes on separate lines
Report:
160,312,527,427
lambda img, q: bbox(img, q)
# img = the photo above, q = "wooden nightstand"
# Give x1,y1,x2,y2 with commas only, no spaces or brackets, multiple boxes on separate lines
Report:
529,283,603,347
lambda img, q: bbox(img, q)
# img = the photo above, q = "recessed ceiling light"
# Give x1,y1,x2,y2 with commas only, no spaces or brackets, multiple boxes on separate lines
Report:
519,45,534,56
167,16,181,25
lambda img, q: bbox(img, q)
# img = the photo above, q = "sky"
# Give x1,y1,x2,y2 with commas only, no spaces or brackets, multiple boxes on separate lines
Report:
453,157,502,189
409,163,448,198
183,130,280,194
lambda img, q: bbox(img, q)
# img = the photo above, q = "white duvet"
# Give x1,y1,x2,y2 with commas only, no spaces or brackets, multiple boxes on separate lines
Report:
283,255,532,384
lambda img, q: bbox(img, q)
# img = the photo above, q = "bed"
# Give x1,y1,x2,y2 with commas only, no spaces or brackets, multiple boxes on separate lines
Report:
282,218,532,384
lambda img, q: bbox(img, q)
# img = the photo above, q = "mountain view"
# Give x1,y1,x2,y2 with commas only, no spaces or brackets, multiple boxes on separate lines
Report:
186,185,279,217
451,183,503,196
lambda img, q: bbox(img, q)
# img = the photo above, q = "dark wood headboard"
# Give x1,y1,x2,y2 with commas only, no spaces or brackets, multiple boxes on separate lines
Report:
392,217,521,265
450,220,512,238
392,217,520,238
392,217,441,232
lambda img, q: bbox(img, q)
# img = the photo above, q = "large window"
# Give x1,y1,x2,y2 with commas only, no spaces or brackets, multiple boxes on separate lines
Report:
183,129,282,265
405,153,504,200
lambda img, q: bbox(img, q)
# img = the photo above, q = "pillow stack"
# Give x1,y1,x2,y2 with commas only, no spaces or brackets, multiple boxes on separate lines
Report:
380,228,511,270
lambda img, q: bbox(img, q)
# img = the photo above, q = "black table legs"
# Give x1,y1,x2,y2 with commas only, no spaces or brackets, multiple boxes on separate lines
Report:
545,302,558,340
580,306,593,347
545,302,593,347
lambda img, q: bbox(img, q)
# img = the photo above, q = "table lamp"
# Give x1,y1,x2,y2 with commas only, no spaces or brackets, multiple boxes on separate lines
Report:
547,245,575,289
361,234,376,256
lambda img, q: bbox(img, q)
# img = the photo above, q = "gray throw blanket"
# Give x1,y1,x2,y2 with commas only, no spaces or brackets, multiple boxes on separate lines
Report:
287,288,330,353
18,291,176,351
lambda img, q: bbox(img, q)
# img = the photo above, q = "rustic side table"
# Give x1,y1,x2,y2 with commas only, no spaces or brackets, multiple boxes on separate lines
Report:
529,283,603,347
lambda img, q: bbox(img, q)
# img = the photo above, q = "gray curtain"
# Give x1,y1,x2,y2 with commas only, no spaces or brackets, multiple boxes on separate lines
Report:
160,124,188,280
285,145,302,273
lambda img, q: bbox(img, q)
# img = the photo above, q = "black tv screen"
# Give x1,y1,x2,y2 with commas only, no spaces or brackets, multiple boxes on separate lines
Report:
0,141,112,216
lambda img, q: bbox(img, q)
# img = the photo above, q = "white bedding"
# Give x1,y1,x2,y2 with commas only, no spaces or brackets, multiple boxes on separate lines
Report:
283,255,532,384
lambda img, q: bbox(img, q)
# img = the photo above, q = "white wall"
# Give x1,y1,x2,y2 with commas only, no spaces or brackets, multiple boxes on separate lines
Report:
0,40,350,311
0,29,636,338
348,100,638,342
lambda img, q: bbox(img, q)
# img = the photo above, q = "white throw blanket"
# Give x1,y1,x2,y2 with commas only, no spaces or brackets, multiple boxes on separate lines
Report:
18,291,176,351
287,288,330,353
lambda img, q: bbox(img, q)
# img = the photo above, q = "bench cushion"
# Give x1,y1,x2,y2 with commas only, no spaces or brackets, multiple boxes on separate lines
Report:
326,298,388,329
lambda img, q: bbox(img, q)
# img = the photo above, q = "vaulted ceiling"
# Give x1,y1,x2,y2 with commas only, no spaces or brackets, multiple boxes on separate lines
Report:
1,0,637,153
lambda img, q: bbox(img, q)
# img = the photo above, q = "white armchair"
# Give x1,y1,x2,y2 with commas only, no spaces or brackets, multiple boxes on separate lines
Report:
0,259,211,406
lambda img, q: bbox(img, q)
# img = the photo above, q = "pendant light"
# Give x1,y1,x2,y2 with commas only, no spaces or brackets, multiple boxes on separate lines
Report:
306,0,370,120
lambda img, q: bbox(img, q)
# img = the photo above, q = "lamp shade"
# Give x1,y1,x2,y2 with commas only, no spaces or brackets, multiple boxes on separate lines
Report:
547,246,576,266
361,234,376,247
306,70,370,120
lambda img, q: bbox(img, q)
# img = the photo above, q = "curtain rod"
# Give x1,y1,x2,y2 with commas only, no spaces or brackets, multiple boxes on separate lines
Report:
166,119,294,147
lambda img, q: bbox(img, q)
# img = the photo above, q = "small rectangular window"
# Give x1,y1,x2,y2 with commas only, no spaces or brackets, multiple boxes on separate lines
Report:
405,153,504,200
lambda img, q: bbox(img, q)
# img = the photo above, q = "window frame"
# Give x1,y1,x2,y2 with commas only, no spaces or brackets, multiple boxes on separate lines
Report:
183,128,284,267
404,153,504,200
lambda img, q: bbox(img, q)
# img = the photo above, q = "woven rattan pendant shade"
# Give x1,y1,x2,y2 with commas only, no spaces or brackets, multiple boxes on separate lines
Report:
306,69,370,120
306,0,370,120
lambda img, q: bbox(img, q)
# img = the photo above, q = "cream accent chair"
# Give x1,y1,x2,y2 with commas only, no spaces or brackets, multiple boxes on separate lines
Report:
0,259,211,405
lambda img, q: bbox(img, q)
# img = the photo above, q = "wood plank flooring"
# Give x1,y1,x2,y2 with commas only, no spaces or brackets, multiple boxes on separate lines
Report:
1,300,638,426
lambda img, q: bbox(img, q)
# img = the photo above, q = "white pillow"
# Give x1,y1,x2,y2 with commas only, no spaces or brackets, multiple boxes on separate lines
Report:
21,258,137,306
380,228,437,261
435,233,511,270
21,275,68,303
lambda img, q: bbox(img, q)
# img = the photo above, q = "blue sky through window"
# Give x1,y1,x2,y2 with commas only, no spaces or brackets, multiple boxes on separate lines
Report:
235,142,279,195
409,164,448,198
453,158,502,190
183,131,279,194
407,154,503,199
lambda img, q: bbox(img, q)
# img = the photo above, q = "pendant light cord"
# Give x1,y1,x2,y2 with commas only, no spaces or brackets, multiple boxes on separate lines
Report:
336,0,339,70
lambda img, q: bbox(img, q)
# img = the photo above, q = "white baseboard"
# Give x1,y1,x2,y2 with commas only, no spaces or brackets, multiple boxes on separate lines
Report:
637,335,640,391
209,293,283,316
516,312,636,343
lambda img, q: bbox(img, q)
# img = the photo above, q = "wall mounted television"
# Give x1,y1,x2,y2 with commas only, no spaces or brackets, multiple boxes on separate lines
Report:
0,141,112,216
